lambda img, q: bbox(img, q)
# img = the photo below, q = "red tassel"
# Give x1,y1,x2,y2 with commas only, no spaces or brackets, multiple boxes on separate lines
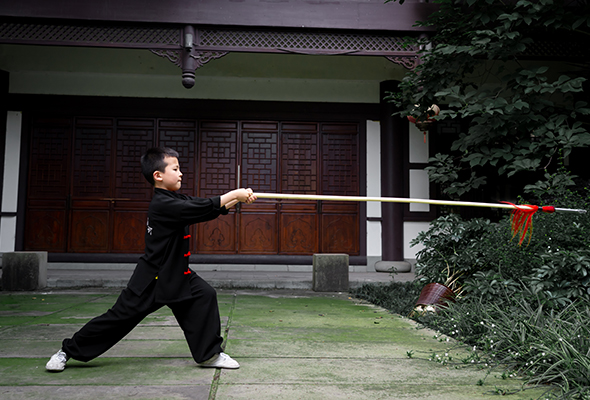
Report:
501,202,539,246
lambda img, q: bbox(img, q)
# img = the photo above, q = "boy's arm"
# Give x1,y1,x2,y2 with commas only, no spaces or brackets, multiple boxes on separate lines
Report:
224,199,239,209
220,188,256,208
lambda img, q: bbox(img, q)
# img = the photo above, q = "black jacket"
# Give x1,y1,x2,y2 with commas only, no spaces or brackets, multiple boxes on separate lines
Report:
127,188,228,303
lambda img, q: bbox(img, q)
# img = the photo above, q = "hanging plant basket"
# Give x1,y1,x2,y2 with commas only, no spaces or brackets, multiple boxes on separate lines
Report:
415,282,456,308
414,120,434,132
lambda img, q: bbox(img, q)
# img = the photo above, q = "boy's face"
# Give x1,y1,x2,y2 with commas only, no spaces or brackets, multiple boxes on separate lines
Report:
153,156,183,191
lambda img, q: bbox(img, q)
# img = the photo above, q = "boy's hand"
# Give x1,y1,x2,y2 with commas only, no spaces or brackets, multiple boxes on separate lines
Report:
240,188,257,204
221,189,257,208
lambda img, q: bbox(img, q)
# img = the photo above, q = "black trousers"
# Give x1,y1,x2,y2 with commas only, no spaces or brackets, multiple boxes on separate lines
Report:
62,273,224,364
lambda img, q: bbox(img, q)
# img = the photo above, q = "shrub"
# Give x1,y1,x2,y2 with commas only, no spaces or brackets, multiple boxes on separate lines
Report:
410,186,590,306
356,183,590,398
415,294,590,399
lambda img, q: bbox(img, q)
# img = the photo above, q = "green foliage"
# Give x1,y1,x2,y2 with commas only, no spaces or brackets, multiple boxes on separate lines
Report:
410,214,498,284
356,177,590,398
386,0,590,197
416,295,590,399
411,185,590,306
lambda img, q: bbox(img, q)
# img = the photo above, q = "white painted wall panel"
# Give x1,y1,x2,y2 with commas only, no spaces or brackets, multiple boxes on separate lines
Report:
1,111,22,252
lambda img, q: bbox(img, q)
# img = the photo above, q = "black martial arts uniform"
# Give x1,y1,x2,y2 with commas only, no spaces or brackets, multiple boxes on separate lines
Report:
62,188,229,364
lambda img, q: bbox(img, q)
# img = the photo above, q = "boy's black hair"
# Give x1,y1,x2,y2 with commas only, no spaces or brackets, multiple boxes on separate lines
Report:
141,147,180,186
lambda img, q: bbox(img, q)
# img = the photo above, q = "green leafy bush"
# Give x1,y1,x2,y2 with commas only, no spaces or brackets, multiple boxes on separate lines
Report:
410,186,590,306
386,0,590,197
414,295,590,399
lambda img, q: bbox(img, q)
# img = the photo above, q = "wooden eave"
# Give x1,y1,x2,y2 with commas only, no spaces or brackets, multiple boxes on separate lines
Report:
0,0,438,32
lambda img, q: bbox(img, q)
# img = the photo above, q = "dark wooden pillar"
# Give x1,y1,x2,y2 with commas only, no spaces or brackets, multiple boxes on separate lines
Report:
0,70,7,199
0,70,8,237
376,80,411,272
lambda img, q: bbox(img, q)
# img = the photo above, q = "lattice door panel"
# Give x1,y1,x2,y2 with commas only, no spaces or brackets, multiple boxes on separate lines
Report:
114,119,155,201
72,118,114,198
240,122,278,192
25,119,72,251
319,123,359,255
238,122,280,253
280,122,318,194
197,121,238,253
28,119,72,200
277,122,320,254
198,121,238,198
321,123,359,196
158,119,197,195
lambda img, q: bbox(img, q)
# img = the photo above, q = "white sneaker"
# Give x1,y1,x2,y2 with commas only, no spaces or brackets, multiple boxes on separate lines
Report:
199,352,240,369
46,349,69,372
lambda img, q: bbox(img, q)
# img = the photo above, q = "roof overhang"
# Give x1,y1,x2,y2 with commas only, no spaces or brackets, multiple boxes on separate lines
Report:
0,0,438,32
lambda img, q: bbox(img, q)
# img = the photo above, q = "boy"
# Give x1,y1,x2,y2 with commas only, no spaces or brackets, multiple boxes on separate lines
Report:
46,147,256,372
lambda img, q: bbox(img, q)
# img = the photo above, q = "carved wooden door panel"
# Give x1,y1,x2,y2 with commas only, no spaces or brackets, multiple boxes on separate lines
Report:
25,118,72,252
196,121,238,253
110,119,154,252
278,122,319,254
239,122,279,254
320,123,360,254
276,122,360,255
69,117,114,252
69,118,153,253
158,119,198,252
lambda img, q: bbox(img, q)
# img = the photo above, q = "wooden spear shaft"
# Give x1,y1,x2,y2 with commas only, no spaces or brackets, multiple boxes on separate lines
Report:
253,193,586,213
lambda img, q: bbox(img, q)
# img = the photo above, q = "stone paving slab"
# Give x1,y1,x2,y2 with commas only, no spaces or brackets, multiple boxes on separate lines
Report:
0,339,191,358
226,339,462,359
0,357,214,385
215,383,545,400
0,385,210,400
0,289,553,400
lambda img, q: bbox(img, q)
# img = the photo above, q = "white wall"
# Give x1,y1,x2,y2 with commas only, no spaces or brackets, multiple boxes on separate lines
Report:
366,120,382,269
365,120,431,264
1,111,22,252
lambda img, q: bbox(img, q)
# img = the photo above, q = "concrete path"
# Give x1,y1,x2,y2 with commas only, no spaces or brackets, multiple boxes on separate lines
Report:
0,288,550,399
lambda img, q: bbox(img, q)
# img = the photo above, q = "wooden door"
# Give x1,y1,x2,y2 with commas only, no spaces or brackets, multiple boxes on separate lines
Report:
27,117,156,253
69,118,153,253
25,118,72,252
25,117,359,255
195,120,360,255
